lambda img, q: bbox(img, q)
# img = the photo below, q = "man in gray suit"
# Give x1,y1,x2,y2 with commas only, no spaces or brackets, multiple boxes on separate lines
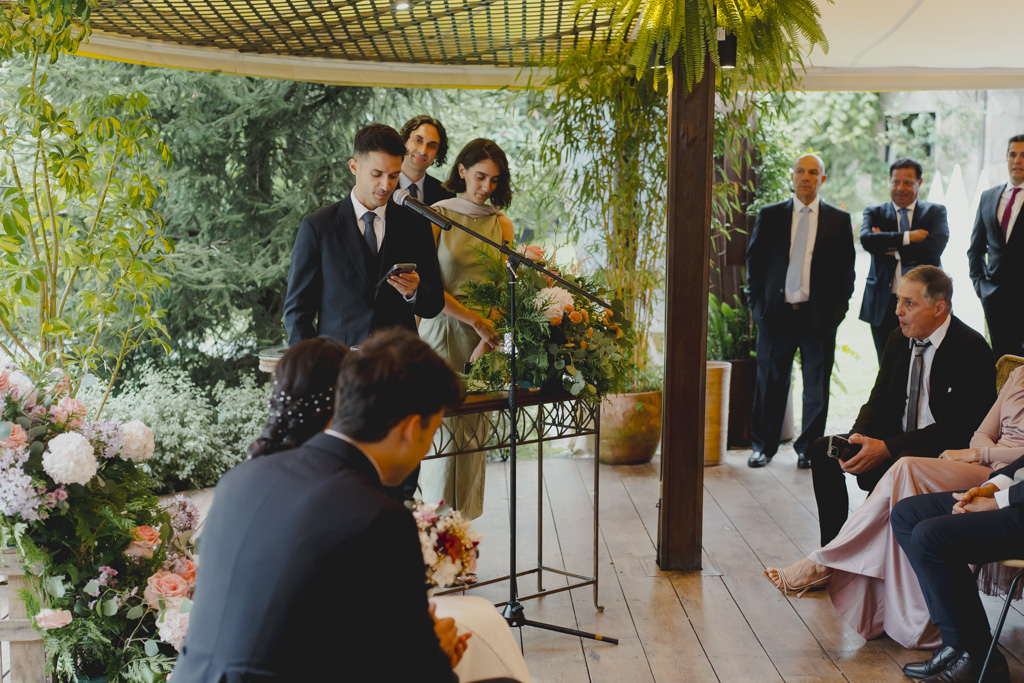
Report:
969,134,1024,359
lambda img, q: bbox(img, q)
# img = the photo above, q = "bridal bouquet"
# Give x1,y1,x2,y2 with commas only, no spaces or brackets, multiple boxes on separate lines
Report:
407,500,481,590
0,367,196,682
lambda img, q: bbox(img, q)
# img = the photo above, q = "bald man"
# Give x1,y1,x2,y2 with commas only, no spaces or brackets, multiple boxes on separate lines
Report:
746,154,856,470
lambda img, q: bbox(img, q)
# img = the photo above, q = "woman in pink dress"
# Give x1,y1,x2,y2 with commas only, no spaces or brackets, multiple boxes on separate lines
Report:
764,366,1024,649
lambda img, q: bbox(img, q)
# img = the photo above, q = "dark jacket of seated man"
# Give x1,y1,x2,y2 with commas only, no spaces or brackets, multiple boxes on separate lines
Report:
171,434,458,683
811,298,994,546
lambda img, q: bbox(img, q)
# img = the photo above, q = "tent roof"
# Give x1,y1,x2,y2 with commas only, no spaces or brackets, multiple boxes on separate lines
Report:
76,0,1024,90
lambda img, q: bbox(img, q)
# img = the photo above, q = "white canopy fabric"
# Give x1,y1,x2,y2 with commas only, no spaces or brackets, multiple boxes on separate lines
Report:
74,0,1024,91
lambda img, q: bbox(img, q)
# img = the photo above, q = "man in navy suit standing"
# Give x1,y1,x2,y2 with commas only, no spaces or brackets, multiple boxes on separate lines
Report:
969,134,1024,359
746,154,856,470
398,115,455,206
284,123,444,347
859,158,949,362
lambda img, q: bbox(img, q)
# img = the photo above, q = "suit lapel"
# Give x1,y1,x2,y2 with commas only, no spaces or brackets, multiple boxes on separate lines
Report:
338,195,372,288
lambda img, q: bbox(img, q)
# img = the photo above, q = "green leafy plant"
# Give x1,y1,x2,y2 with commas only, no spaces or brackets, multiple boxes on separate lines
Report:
462,245,634,402
0,4,173,413
574,0,830,94
530,42,666,378
706,293,756,361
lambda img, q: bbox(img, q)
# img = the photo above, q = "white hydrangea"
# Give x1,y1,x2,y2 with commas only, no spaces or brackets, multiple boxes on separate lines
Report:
157,597,191,651
8,370,37,405
121,421,155,462
42,433,98,486
534,286,574,321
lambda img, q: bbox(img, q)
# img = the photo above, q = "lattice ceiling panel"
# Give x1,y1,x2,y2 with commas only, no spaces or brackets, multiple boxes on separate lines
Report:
89,0,620,67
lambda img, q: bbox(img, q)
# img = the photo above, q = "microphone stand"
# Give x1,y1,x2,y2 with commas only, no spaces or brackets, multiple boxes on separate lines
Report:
409,199,618,644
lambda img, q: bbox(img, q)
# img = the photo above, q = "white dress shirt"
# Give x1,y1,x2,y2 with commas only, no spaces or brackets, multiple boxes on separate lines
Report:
902,313,951,432
399,172,426,201
998,181,1024,241
350,194,386,249
891,200,917,293
785,195,820,304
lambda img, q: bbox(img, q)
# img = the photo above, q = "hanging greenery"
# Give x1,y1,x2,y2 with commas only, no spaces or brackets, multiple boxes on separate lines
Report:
573,0,831,94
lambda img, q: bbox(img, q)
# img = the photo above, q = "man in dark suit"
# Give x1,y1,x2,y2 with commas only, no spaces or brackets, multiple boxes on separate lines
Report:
399,115,455,205
746,153,856,470
969,134,1024,359
284,123,444,347
890,456,1024,682
859,157,949,362
810,266,994,546
173,330,520,682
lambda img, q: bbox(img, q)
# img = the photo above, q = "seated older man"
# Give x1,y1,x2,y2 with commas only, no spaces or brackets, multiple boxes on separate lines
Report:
890,453,1024,682
809,266,994,546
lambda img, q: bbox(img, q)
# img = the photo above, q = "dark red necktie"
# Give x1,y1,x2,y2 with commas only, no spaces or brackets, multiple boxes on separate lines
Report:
1001,186,1020,240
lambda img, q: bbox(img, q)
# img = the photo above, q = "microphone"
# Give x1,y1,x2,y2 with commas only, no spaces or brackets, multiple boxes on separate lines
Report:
392,188,453,230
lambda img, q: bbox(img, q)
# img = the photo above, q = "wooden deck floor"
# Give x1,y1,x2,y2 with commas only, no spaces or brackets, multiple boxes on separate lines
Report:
459,446,1024,683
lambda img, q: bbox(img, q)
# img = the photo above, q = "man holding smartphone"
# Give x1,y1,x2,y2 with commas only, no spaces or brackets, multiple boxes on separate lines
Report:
284,123,444,347
808,266,994,546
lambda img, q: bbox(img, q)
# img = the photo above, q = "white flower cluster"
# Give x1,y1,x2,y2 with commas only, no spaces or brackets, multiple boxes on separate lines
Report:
121,421,155,462
0,447,47,521
534,286,574,321
42,433,98,486
8,371,37,405
157,597,190,651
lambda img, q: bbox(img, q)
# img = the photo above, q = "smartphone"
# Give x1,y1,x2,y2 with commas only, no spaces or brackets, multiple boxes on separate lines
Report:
826,434,861,461
378,262,416,286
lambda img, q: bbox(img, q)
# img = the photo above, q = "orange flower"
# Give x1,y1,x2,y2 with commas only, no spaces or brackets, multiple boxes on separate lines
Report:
564,303,575,313
569,311,583,324
587,327,594,338
582,309,590,323
581,340,588,349
549,316,562,326
565,343,575,348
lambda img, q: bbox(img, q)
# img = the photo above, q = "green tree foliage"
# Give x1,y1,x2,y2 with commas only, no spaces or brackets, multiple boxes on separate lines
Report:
0,6,173,415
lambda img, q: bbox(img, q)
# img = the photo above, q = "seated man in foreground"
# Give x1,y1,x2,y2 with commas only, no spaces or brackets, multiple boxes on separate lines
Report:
810,266,994,546
890,455,1024,682
173,329,517,682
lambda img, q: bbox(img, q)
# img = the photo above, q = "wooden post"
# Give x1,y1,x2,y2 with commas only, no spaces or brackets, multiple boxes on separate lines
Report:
1,550,47,683
657,51,715,571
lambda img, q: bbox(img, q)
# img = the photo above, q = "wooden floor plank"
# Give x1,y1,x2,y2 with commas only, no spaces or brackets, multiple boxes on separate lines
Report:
573,458,719,683
544,458,654,683
702,471,847,681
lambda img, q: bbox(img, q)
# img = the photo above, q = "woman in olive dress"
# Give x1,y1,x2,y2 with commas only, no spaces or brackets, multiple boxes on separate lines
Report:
418,138,515,520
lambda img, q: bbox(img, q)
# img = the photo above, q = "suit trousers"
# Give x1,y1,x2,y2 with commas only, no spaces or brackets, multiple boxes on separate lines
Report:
752,319,836,458
891,491,1024,655
809,434,894,546
869,293,900,364
982,294,1024,360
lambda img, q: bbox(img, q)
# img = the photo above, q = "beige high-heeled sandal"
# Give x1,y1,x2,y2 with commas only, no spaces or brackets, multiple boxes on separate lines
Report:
763,566,832,598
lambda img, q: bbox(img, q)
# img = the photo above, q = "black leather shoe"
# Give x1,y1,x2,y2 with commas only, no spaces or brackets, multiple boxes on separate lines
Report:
903,646,962,678
921,649,1008,682
748,451,773,468
797,452,812,469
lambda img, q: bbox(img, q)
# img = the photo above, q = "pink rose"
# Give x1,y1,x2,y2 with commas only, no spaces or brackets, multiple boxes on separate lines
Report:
126,525,161,559
50,397,87,428
1,423,27,450
0,369,10,393
516,244,546,262
175,559,197,586
144,570,191,608
35,608,72,629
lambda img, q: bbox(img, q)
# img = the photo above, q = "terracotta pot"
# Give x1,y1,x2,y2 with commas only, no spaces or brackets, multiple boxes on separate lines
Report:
599,390,663,465
704,362,731,466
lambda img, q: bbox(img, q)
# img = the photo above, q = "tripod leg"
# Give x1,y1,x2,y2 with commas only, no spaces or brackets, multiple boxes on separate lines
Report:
520,618,619,644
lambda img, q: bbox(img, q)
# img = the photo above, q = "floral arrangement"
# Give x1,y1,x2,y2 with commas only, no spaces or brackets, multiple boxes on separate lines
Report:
462,245,635,401
0,367,197,682
407,500,481,591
